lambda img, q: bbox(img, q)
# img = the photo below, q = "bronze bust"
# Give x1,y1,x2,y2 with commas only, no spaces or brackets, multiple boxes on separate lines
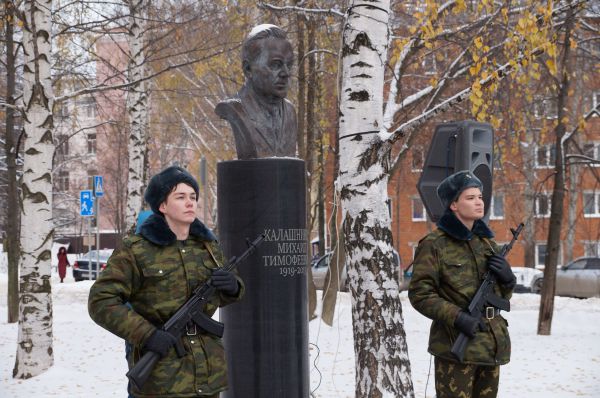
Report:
215,24,297,159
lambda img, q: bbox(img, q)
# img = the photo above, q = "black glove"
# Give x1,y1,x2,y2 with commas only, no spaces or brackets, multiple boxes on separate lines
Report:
143,330,178,358
212,269,239,296
487,254,516,286
454,311,484,338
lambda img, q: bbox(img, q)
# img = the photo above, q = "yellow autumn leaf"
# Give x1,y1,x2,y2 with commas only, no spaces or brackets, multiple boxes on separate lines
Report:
570,38,577,49
546,59,556,74
472,96,484,106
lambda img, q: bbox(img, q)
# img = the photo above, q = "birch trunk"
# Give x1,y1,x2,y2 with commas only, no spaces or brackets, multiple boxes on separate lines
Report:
125,0,149,230
339,1,413,396
13,0,54,379
5,0,20,324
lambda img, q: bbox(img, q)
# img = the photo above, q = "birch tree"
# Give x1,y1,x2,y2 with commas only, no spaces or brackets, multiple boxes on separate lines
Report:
338,1,414,396
124,0,148,231
13,0,54,378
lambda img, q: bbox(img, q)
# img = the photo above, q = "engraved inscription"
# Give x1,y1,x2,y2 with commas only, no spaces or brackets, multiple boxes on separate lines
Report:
262,228,308,277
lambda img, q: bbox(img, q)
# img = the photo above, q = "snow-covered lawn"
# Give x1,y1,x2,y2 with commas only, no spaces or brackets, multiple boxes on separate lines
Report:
1,272,599,397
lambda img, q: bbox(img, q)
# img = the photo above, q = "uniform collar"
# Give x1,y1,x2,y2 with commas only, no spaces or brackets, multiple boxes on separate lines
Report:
437,210,494,241
138,213,217,246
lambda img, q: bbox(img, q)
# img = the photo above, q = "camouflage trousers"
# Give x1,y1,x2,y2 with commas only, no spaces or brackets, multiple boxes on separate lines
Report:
434,357,499,398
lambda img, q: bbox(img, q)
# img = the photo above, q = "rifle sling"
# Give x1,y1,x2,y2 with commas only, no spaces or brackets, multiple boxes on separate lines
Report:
203,241,222,268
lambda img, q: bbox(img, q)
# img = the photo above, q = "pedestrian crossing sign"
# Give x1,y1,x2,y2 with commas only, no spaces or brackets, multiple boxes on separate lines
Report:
94,175,104,197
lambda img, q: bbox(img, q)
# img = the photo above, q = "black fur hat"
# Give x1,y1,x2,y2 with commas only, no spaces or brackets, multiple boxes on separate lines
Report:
436,170,483,210
144,166,199,214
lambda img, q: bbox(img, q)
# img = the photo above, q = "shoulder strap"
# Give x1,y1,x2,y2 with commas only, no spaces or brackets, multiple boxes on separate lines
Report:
482,237,498,254
203,241,222,268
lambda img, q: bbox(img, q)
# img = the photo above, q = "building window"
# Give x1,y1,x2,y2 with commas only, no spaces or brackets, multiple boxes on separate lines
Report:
583,241,600,257
583,191,600,217
412,197,427,222
535,244,546,268
412,146,424,172
422,52,437,75
55,135,69,156
535,192,551,218
535,144,555,168
489,193,504,219
77,97,96,118
535,242,562,268
533,97,558,119
87,133,97,154
593,92,600,115
56,171,70,191
583,142,600,167
57,102,69,119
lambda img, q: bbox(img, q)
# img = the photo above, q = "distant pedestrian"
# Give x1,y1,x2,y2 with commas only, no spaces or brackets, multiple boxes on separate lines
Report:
408,170,516,398
57,246,70,283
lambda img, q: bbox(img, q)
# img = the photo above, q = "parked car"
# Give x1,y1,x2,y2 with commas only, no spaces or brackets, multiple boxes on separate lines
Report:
530,257,600,298
73,250,114,281
511,267,543,293
312,250,410,291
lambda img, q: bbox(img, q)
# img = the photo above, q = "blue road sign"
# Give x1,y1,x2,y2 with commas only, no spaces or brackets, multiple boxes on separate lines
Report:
94,175,104,197
80,190,94,216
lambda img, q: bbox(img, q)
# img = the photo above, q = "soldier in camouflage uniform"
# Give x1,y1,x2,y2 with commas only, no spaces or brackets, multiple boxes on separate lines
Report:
89,166,244,398
408,170,516,398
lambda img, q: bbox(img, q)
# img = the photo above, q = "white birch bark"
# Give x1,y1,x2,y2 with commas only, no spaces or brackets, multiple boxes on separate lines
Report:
125,0,149,230
14,0,55,379
338,1,413,396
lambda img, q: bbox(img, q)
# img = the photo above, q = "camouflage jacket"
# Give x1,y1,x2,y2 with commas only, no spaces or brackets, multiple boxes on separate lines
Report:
408,211,513,366
88,214,245,397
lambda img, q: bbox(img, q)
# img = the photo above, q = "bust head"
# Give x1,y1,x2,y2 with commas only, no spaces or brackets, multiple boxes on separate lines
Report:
241,24,294,101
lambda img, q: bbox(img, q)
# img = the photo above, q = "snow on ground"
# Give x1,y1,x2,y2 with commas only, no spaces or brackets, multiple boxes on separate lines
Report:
1,270,599,397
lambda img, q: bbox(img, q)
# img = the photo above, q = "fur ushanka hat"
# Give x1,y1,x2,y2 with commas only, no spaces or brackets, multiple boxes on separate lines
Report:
144,166,200,214
436,170,483,210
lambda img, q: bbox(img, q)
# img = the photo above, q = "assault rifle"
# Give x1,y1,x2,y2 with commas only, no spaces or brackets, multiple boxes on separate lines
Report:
450,223,524,363
126,234,265,390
